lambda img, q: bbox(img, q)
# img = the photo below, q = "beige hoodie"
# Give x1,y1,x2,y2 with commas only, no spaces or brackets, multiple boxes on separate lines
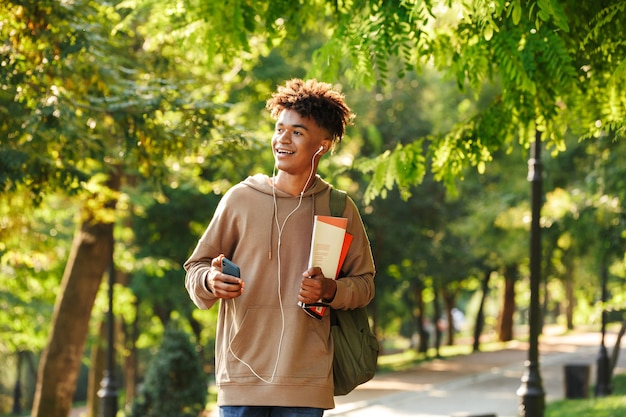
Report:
184,173,375,409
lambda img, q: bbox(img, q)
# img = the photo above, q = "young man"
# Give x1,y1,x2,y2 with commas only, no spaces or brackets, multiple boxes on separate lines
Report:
184,78,375,417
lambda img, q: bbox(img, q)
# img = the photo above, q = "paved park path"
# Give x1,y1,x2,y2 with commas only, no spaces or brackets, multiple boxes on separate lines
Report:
71,325,625,417
327,326,625,417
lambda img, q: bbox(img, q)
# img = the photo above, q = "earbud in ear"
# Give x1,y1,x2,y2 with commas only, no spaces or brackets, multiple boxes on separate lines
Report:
319,146,325,151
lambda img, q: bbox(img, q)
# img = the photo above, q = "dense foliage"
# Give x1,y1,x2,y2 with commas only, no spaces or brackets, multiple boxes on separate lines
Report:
124,0,625,199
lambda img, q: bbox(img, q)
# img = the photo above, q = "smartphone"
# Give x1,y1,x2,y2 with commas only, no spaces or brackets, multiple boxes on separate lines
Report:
221,258,241,278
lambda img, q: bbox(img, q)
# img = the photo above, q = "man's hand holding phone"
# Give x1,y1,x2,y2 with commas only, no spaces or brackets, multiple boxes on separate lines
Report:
206,255,244,299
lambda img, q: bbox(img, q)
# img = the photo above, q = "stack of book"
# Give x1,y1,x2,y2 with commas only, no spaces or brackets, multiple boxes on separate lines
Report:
300,215,352,320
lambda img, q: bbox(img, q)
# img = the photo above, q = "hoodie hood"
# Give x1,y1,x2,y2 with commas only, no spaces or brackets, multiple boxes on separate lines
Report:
241,173,332,261
241,173,331,198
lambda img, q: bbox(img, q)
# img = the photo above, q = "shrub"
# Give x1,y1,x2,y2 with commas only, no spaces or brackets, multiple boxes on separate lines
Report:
130,327,207,417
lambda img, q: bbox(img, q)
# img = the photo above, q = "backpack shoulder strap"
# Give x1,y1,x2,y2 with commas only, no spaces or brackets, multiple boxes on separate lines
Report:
329,187,347,217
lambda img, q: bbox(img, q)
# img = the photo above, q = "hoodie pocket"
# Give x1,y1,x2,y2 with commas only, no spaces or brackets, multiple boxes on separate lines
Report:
227,305,332,381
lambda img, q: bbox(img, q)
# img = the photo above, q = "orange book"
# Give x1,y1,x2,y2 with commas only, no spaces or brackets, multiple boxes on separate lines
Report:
335,232,353,278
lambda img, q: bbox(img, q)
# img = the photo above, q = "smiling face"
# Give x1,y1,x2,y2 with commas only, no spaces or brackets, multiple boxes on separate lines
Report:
272,109,331,184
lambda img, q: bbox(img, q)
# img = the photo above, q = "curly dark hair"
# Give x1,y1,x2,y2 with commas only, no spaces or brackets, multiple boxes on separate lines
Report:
266,78,354,144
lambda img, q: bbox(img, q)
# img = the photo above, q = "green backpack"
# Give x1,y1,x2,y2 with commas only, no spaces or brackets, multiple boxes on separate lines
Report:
329,187,379,396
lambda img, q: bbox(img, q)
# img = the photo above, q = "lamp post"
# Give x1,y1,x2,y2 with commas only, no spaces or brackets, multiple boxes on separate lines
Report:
595,263,612,396
517,130,546,417
98,236,118,417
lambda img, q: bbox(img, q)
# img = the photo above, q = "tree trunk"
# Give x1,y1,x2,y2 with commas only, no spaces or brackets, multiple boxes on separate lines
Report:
473,270,492,352
24,351,38,410
442,289,456,346
124,298,140,407
497,264,517,342
564,272,575,330
610,319,626,377
86,320,106,417
414,283,429,354
432,284,442,358
31,173,119,417
31,219,113,417
12,351,23,415
564,280,576,330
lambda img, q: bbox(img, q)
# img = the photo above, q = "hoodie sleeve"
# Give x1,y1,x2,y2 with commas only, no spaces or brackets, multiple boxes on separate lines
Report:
184,240,219,310
183,190,237,310
326,195,375,310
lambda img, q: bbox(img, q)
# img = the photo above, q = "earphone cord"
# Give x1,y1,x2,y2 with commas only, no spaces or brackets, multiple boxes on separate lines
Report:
226,149,320,383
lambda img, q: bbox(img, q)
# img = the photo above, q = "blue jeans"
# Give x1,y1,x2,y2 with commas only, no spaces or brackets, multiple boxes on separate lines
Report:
219,406,324,417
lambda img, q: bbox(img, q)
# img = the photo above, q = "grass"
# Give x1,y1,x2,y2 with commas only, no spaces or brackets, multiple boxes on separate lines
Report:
545,372,626,417
376,339,517,373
